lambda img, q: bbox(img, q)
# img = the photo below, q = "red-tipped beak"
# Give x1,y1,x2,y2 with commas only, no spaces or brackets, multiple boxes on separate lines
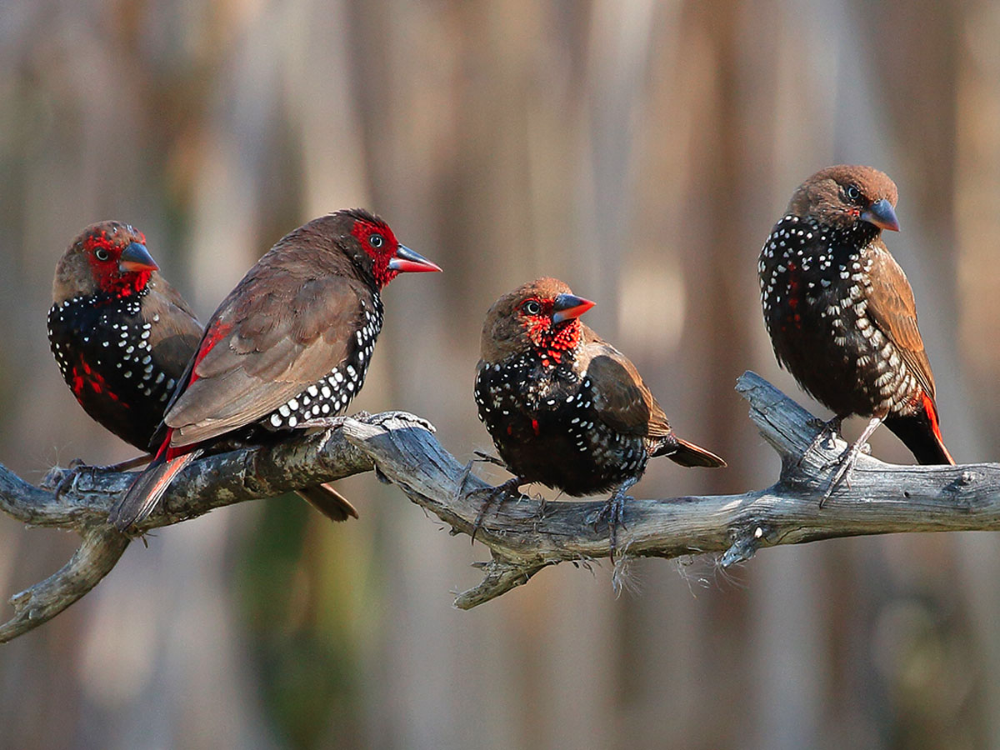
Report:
118,242,159,273
388,244,442,273
552,293,595,324
860,199,900,232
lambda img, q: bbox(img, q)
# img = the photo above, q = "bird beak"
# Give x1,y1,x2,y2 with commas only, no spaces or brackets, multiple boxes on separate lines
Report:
118,242,159,272
860,199,900,232
387,244,442,273
551,293,595,324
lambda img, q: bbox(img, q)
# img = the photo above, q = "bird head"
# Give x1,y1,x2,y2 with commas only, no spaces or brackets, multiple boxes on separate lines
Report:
52,221,159,304
480,277,595,366
787,165,900,234
335,209,440,288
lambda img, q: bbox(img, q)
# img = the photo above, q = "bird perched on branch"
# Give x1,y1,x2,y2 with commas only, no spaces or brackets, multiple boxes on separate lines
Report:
475,278,725,551
48,221,202,451
758,165,954,500
109,209,441,531
49,221,360,524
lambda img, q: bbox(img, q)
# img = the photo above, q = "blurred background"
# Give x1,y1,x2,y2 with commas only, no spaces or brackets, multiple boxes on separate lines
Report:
1,0,998,747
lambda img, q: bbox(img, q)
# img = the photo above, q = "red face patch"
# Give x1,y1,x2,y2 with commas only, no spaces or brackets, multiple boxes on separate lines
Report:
350,218,400,288
84,229,152,298
519,297,583,365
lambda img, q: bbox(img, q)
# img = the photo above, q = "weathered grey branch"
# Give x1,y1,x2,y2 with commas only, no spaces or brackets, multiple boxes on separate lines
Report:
2,373,999,641
0,419,379,643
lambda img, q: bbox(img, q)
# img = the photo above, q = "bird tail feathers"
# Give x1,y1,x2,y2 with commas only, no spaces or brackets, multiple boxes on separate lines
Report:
659,437,727,468
109,450,200,531
885,409,955,465
295,484,359,522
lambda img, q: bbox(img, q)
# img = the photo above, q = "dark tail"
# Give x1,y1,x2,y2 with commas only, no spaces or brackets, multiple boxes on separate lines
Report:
656,436,727,468
294,484,359,522
885,395,955,465
109,449,200,531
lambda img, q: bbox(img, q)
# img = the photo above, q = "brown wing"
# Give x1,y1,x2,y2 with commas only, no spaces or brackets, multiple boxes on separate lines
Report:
144,273,202,379
580,334,672,440
865,246,937,400
166,266,368,447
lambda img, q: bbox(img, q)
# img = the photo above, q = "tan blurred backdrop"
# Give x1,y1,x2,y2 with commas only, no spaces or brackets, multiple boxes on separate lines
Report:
1,0,999,748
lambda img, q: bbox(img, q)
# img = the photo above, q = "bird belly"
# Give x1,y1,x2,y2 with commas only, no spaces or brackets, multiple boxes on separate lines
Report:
263,358,371,431
476,363,647,495
493,412,643,496
48,297,183,450
264,305,383,431
767,285,917,419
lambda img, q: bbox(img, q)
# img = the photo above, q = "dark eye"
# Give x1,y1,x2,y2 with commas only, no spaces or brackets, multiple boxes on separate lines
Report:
94,248,110,261
522,300,542,315
846,185,861,201
369,234,384,249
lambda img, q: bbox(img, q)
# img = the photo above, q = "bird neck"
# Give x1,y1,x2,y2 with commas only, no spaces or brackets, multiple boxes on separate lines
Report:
97,271,153,301
526,320,582,368
824,220,882,253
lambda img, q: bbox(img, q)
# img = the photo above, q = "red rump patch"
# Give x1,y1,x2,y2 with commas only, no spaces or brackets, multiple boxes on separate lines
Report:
162,429,187,461
920,391,944,444
915,390,954,464
152,426,197,462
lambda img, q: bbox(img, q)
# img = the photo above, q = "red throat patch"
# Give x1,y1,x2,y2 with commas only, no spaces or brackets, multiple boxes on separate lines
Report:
525,317,582,365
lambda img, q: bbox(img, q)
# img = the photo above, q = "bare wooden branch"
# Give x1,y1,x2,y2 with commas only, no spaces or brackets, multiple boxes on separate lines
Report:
0,420,380,643
2,373,999,642
339,373,1000,606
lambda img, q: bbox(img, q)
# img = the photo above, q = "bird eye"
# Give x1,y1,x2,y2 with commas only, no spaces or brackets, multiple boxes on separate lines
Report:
94,248,111,261
369,234,384,249
846,185,861,201
522,300,542,315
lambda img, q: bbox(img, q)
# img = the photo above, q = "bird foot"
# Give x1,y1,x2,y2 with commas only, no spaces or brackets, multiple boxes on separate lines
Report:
592,494,629,560
45,455,151,500
590,479,638,559
472,450,506,467
299,411,435,434
797,415,844,468
819,448,856,508
367,410,436,432
818,416,882,507
297,415,355,431
468,477,525,543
